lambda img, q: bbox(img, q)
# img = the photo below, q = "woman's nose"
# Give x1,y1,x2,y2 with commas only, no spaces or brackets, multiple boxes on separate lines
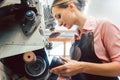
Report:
58,20,63,26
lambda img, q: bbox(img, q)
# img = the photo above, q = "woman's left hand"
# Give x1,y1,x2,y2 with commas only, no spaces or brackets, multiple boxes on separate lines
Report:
57,75,71,80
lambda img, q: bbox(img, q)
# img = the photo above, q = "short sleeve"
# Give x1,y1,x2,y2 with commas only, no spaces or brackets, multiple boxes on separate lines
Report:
101,20,120,62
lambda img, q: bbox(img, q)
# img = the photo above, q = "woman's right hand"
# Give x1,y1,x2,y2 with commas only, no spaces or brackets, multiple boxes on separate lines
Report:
50,57,82,77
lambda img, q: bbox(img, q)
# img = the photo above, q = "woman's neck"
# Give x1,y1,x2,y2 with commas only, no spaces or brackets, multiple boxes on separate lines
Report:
75,11,87,31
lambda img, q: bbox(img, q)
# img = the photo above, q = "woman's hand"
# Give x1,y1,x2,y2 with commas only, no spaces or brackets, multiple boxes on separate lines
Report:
57,75,71,80
50,57,82,77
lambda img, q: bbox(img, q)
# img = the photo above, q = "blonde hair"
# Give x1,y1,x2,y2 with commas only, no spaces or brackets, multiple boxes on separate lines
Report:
52,0,72,7
51,0,86,11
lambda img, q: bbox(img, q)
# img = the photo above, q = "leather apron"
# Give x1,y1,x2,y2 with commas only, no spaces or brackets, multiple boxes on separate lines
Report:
70,32,119,80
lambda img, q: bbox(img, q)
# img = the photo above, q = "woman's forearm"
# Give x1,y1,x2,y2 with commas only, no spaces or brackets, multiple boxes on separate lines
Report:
79,61,120,77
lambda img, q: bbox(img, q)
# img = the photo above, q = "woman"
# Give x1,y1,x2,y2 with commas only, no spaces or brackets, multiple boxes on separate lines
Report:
50,0,120,80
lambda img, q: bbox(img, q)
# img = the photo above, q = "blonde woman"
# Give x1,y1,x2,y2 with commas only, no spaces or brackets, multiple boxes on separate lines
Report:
50,0,120,80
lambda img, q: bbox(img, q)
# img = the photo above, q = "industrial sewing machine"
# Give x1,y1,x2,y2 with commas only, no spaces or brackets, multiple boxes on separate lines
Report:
0,0,57,79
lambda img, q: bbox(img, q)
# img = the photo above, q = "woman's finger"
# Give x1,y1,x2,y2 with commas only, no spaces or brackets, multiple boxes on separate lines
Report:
57,75,70,80
60,56,71,63
50,65,67,74
57,75,71,80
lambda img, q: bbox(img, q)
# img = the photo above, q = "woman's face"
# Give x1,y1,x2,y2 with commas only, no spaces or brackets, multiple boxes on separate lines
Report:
52,5,77,29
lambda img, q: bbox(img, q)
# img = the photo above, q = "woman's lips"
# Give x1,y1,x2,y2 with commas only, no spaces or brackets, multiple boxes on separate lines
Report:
63,24,66,27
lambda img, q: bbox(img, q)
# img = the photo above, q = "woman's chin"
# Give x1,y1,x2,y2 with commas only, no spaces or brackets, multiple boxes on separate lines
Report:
64,25,72,29
67,26,72,29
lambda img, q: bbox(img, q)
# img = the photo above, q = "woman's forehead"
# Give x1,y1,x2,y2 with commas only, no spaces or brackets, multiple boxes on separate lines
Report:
52,7,61,16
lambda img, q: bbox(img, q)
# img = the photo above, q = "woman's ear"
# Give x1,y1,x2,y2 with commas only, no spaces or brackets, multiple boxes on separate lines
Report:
67,2,76,11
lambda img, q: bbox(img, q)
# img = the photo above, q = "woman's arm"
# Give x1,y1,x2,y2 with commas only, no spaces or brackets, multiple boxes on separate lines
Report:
80,61,120,76
51,57,120,77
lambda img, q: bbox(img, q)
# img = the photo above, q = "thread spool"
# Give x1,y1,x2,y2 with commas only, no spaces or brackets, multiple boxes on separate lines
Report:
23,51,36,63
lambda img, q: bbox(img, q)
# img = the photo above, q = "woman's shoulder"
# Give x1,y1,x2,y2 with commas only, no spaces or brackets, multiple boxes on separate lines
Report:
96,17,114,26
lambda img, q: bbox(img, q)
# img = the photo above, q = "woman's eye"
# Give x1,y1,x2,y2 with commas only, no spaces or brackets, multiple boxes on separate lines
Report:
57,14,61,19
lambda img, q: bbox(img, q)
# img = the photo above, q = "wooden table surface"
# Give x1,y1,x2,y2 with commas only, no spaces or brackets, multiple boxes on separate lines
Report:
47,37,73,57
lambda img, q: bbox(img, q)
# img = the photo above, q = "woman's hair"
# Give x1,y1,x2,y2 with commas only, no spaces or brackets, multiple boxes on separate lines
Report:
51,0,86,11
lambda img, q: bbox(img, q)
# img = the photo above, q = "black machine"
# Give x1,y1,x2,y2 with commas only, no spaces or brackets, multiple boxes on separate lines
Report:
0,0,41,36
0,49,50,80
0,0,63,79
0,0,51,79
